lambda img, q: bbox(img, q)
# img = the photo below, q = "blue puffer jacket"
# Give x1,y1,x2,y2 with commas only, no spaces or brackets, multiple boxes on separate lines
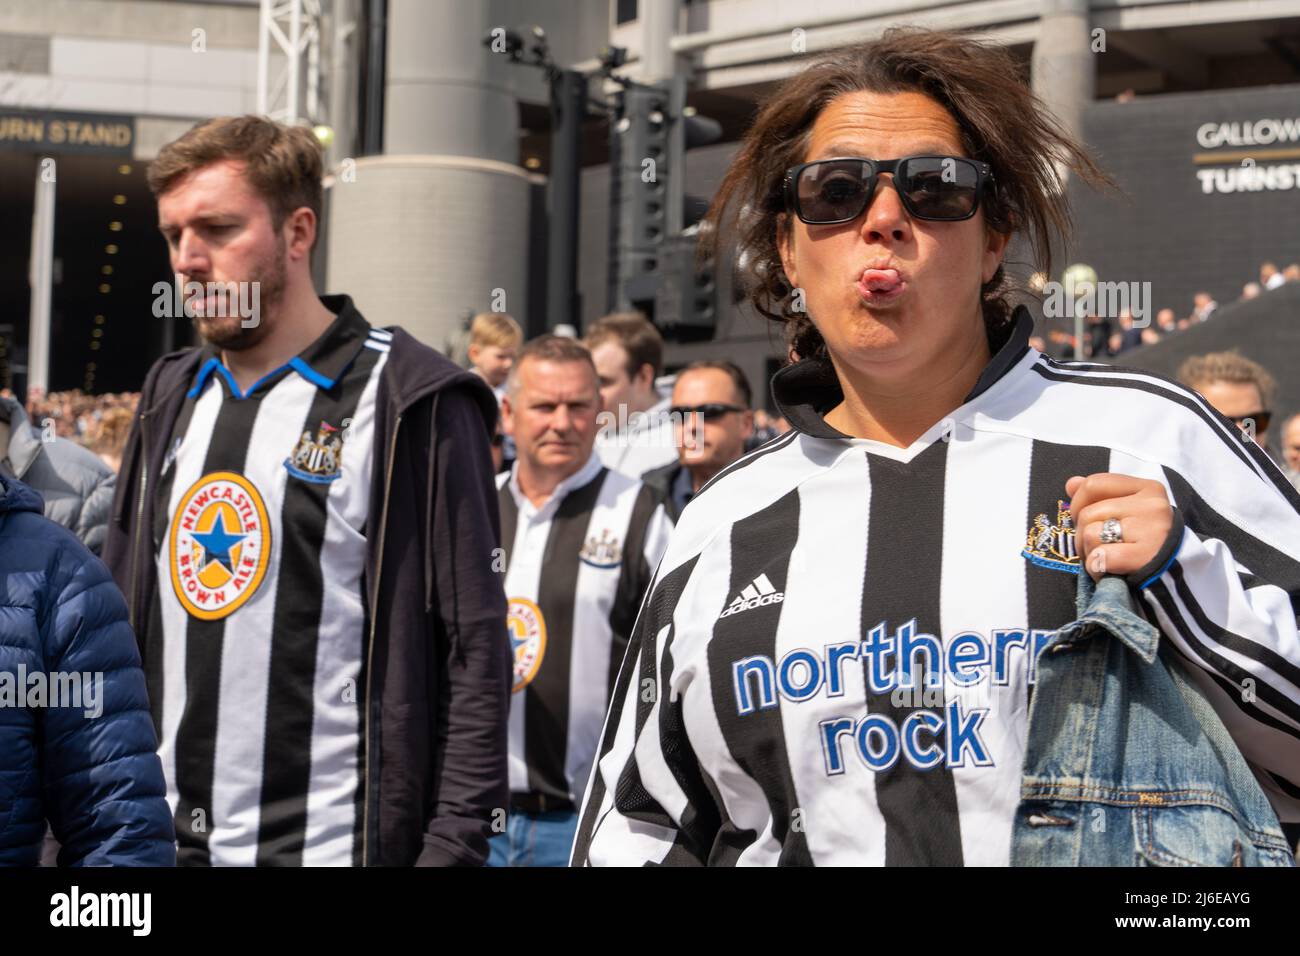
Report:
0,475,174,865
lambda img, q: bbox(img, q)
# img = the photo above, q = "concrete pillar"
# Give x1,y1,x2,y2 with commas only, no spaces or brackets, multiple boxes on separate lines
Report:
640,0,678,84
325,0,530,348
383,0,516,159
1032,0,1095,147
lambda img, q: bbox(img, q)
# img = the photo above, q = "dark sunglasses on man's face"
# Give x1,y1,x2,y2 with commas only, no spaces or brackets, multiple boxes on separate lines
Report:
784,155,994,225
671,403,746,422
1228,410,1271,433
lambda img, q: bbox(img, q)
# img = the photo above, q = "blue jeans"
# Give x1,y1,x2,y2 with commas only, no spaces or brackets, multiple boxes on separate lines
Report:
487,809,579,867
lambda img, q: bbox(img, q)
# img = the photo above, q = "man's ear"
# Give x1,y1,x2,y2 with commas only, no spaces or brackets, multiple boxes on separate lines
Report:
777,214,799,290
634,362,656,393
500,394,515,437
285,206,317,261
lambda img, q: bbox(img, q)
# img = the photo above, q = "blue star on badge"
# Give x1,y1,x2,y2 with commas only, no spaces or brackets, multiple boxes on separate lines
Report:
191,512,245,573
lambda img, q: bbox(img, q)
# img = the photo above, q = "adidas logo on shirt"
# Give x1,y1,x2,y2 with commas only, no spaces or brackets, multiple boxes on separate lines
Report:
719,573,785,618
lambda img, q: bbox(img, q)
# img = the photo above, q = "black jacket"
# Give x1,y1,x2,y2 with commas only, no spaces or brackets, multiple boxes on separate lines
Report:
640,460,687,524
102,297,510,866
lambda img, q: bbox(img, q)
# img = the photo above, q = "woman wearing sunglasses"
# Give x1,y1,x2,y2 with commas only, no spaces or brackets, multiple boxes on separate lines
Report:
571,28,1300,866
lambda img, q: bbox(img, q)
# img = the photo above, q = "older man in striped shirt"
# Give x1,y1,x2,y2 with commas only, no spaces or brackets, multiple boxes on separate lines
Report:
493,335,672,866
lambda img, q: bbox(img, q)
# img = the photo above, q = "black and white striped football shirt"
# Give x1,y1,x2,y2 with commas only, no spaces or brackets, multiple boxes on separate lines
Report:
148,299,391,865
497,453,672,806
573,309,1300,866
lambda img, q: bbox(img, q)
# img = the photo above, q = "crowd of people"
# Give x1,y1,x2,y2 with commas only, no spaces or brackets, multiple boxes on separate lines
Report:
1031,258,1300,364
2,26,1297,872
4,388,138,472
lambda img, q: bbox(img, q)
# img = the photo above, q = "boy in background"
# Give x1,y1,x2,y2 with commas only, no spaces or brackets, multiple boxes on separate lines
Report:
469,313,522,472
468,313,522,399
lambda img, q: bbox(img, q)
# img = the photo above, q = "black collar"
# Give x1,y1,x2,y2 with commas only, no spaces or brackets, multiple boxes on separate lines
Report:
770,305,1034,439
188,294,370,400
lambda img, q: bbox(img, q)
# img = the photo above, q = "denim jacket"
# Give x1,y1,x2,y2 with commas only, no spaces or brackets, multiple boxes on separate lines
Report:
1012,572,1295,866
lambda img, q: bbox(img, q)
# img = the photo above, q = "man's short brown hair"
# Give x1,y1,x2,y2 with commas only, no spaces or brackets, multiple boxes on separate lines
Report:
147,115,324,237
583,312,663,381
1178,351,1277,410
676,360,753,408
507,334,598,395
469,313,523,350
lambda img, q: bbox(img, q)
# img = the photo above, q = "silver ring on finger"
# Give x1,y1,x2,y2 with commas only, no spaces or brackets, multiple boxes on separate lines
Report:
1099,517,1123,544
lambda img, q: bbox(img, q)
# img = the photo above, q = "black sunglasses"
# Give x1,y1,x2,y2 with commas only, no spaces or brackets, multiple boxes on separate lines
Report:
1228,410,1271,433
784,155,994,225
671,403,746,422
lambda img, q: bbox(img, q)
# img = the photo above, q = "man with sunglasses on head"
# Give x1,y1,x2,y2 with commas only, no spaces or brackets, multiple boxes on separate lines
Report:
642,361,755,523
573,28,1300,867
492,335,672,866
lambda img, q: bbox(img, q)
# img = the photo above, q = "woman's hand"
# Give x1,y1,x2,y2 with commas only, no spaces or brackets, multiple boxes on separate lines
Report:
1065,473,1175,582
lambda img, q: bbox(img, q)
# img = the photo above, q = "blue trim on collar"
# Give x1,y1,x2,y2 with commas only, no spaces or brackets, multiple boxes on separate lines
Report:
187,357,240,399
289,356,337,390
187,355,340,400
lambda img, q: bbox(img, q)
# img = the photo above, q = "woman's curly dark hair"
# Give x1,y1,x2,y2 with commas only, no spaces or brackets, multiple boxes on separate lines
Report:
698,27,1114,361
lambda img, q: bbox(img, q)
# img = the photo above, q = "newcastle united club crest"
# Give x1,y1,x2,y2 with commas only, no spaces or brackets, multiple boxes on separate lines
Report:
1022,499,1080,574
285,420,346,483
579,528,622,569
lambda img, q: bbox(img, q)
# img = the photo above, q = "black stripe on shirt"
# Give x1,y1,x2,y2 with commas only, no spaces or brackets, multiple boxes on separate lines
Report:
1164,466,1300,616
1024,440,1111,630
612,558,714,859
527,469,608,799
255,345,381,866
1023,440,1112,715
707,487,812,865
1154,563,1300,731
861,442,963,866
498,481,518,571
1268,771,1300,802
174,392,265,866
608,484,661,698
